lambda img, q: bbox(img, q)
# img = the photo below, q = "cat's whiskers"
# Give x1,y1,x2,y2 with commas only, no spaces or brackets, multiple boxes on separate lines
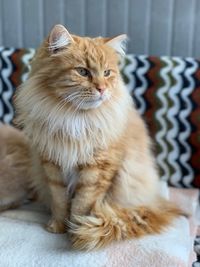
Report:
64,95,81,104
63,91,82,102
74,98,87,112
63,91,94,103
46,93,79,125
55,99,68,114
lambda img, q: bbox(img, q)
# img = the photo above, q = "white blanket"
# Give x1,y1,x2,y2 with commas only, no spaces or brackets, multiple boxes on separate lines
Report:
0,187,198,267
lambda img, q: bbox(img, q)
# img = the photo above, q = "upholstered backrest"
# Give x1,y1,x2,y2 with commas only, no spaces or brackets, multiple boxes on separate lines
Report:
0,48,200,188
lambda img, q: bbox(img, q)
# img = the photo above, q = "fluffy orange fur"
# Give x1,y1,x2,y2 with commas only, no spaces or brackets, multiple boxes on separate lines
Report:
0,124,32,211
14,24,182,250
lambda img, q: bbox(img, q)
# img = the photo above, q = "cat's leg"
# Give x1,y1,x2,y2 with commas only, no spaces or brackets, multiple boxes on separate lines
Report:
42,161,68,233
70,164,114,217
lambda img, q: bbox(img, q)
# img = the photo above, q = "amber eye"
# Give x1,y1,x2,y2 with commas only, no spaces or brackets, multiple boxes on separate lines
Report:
76,67,91,77
104,70,111,77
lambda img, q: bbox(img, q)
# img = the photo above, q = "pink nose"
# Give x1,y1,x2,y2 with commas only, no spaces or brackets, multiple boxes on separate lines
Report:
96,85,106,95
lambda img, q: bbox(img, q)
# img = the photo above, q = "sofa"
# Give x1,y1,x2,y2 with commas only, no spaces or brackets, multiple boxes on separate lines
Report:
0,47,199,266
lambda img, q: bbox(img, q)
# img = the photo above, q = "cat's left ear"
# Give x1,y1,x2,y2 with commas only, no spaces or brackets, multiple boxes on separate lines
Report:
48,24,74,53
106,34,128,56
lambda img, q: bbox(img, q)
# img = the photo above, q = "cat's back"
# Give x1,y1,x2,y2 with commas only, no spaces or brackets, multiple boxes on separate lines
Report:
0,125,31,211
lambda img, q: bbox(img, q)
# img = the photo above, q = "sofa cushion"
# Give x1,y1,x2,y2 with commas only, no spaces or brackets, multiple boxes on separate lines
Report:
0,47,200,188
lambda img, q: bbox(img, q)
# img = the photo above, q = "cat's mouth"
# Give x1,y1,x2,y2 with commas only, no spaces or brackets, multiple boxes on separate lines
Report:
63,91,111,110
72,94,109,110
78,98,104,110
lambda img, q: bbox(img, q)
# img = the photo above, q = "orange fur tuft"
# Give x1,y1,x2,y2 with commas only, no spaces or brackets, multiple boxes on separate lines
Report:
0,124,32,211
68,199,183,251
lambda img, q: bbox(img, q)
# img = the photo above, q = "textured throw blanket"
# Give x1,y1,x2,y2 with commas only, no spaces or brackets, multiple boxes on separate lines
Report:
0,184,198,267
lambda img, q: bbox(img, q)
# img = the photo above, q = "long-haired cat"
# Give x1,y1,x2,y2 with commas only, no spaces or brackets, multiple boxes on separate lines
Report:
14,24,182,250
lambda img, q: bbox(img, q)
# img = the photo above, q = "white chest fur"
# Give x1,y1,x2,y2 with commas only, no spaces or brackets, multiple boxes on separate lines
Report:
22,82,131,171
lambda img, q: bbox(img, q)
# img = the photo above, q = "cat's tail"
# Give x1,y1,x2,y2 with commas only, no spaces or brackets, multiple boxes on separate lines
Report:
68,198,184,251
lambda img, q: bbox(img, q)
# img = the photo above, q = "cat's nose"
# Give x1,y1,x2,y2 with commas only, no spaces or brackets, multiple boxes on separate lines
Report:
96,85,106,95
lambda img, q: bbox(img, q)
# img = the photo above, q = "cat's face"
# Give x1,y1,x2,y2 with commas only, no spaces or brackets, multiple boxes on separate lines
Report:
50,37,119,110
31,25,127,111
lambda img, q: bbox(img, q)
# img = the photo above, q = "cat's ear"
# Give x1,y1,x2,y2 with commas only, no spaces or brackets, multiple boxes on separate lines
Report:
106,34,128,56
48,24,74,53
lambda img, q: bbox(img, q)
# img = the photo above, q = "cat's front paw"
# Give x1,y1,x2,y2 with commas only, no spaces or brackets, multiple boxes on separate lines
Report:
46,218,66,233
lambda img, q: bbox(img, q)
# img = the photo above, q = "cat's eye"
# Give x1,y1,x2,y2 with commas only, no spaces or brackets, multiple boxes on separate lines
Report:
104,70,111,77
76,67,91,77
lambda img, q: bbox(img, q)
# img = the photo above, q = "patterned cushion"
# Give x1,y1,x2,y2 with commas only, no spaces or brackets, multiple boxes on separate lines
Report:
0,47,200,189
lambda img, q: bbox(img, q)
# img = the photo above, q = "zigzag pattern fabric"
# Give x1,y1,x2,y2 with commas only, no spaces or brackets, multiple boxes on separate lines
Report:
0,47,200,189
0,47,34,123
121,55,200,189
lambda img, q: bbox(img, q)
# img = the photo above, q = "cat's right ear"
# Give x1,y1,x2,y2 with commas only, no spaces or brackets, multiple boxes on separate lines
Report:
48,24,73,53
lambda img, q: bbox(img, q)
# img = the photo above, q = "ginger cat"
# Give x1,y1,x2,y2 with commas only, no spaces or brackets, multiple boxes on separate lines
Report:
14,24,182,250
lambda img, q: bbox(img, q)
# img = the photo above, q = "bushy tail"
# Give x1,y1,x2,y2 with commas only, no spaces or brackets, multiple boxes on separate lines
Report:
68,198,184,251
